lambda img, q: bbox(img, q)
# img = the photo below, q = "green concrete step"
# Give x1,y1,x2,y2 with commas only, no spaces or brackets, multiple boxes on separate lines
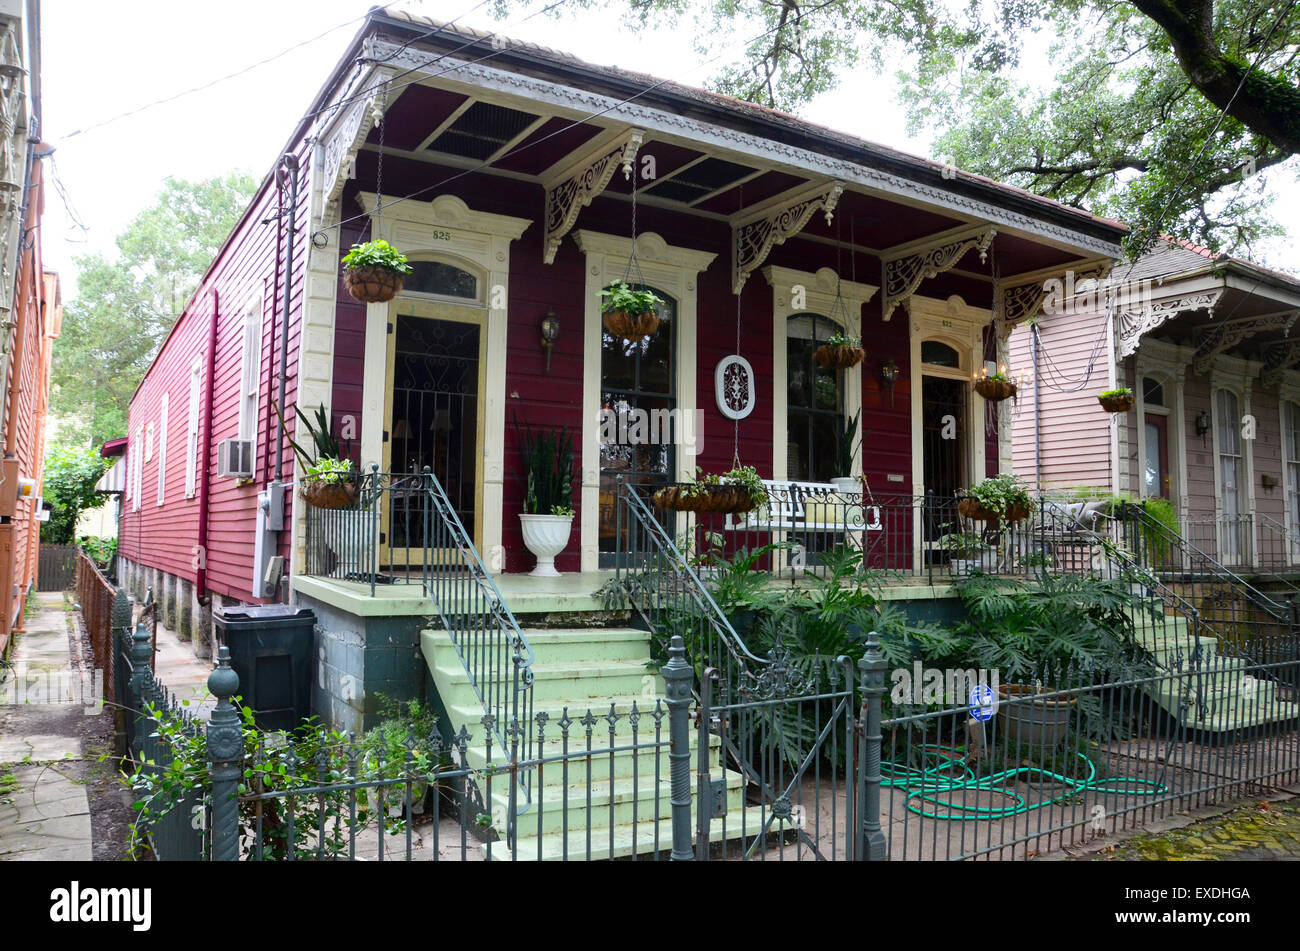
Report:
423,627,654,667
499,768,745,836
444,695,672,742
487,805,776,862
461,728,720,781
431,658,656,704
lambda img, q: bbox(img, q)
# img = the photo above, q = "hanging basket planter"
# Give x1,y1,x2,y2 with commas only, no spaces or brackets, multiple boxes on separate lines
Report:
602,309,661,341
958,498,1031,524
653,484,757,516
975,378,1017,402
814,343,866,370
1098,391,1136,413
343,265,405,304
300,479,359,510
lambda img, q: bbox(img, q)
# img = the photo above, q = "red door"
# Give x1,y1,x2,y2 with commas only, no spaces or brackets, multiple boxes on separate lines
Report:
1144,414,1170,499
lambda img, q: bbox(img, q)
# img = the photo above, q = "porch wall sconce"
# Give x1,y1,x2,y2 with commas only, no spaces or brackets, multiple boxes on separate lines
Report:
1195,410,1211,446
880,358,900,408
540,310,560,373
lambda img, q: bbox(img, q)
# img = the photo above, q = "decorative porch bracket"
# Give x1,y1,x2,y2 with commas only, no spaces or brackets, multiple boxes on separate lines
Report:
543,128,645,264
1117,291,1223,359
317,62,396,229
732,181,844,294
993,256,1115,334
1260,338,1300,388
1193,309,1300,375
880,224,996,321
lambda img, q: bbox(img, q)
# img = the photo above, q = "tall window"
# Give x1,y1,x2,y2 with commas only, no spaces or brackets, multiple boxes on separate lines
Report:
786,314,844,483
239,293,262,475
1286,401,1300,551
132,426,143,511
156,393,169,506
186,358,202,499
1215,388,1245,563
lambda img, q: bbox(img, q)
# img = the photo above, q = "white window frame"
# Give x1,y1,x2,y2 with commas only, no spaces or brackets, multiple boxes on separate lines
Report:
1210,376,1253,566
186,356,202,499
132,426,143,511
763,265,878,482
156,392,169,506
239,290,263,477
1279,386,1300,564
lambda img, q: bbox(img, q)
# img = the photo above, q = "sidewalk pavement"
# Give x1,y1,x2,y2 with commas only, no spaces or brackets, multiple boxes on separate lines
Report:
0,591,93,861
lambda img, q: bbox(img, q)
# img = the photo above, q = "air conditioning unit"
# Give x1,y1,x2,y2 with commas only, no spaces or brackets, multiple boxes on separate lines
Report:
217,438,253,479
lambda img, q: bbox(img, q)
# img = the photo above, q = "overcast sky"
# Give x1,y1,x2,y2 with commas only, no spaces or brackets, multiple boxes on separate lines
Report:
39,0,1299,298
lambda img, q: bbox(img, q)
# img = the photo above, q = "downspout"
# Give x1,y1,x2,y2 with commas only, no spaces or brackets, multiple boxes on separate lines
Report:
195,291,219,605
1032,322,1042,493
276,153,299,482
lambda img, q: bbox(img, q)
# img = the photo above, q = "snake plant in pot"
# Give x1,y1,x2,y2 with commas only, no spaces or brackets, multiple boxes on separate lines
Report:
830,410,862,494
276,402,357,509
516,417,576,576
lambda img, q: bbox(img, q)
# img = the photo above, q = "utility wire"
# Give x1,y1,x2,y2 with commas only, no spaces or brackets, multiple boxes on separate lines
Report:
55,3,407,140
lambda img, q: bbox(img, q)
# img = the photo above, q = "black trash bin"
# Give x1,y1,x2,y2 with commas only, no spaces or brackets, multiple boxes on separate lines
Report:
214,605,315,731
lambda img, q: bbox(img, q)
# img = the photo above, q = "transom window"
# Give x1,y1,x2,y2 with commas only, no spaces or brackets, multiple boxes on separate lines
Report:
787,314,845,483
921,341,961,368
1143,377,1165,407
402,260,479,301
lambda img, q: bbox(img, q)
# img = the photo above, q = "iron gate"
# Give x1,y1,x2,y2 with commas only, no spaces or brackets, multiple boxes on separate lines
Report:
38,544,76,591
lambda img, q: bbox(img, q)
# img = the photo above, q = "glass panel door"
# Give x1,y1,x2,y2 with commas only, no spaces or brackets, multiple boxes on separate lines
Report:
1216,389,1245,565
1144,414,1169,499
922,375,966,547
598,287,675,567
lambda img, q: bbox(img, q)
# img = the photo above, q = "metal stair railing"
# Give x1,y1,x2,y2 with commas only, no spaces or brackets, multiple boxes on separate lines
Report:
418,466,536,823
612,478,775,698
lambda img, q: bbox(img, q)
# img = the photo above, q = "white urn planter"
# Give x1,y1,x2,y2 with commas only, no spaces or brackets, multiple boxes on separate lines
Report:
519,513,574,577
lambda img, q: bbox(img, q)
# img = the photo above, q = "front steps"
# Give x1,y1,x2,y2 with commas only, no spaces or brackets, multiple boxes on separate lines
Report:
1128,604,1299,732
422,626,767,860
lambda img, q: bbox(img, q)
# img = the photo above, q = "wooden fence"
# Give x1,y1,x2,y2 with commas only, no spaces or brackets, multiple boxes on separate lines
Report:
37,544,76,591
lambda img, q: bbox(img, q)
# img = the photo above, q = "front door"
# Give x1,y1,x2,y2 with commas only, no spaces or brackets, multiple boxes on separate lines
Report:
1144,413,1170,499
921,375,967,547
382,300,485,568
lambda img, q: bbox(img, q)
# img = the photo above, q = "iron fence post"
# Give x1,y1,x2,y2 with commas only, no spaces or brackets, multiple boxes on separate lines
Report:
857,631,888,861
128,621,154,758
662,635,694,861
206,646,243,861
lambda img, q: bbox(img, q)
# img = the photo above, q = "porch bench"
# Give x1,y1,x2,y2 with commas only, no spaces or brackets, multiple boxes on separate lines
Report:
724,480,883,534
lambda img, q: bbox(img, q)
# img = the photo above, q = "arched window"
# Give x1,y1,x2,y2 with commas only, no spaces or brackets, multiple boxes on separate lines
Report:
401,259,480,301
921,340,961,369
787,314,845,483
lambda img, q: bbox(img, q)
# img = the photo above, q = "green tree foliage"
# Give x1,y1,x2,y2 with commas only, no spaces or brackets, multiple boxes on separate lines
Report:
507,0,1299,254
52,172,258,444
40,445,109,544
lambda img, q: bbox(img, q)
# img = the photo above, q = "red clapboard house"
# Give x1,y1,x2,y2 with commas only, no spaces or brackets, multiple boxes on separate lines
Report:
117,10,1126,735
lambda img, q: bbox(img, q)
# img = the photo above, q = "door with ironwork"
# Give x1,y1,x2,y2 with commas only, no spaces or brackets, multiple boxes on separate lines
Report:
382,300,485,568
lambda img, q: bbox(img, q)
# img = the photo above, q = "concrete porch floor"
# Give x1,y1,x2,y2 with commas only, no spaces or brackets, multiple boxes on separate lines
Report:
293,568,958,618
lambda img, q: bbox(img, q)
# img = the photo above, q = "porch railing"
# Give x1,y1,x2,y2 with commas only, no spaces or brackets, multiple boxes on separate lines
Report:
303,466,536,819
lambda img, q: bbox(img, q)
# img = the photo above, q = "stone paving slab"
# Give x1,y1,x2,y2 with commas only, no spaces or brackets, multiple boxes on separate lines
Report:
0,764,93,861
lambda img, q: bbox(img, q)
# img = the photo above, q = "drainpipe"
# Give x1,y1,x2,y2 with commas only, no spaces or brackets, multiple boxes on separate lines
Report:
195,290,219,605
275,153,298,482
1032,322,1042,493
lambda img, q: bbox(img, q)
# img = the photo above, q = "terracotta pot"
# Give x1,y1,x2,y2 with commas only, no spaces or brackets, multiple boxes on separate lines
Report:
975,378,1017,402
1098,393,1136,413
343,265,405,304
300,479,359,510
813,344,866,370
602,309,661,341
959,498,1030,523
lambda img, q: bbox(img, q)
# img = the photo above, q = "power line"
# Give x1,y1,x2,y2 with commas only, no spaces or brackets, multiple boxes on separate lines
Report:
55,4,404,141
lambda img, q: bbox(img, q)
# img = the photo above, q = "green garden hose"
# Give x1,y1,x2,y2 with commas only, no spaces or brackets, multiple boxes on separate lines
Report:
883,744,1168,820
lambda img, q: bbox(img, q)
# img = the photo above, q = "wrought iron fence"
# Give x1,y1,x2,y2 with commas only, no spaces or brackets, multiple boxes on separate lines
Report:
876,650,1300,860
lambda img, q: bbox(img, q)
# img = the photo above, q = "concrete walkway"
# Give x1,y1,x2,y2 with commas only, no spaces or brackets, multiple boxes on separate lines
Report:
0,591,93,861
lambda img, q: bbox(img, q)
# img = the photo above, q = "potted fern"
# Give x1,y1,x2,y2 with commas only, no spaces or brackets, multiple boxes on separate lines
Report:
600,281,664,341
830,410,862,494
516,419,576,577
814,332,865,370
276,403,357,509
341,239,413,304
958,473,1035,524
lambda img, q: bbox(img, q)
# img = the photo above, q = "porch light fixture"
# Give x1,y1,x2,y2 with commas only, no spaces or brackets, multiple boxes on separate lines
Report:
540,309,560,373
880,358,899,407
1195,410,1211,446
